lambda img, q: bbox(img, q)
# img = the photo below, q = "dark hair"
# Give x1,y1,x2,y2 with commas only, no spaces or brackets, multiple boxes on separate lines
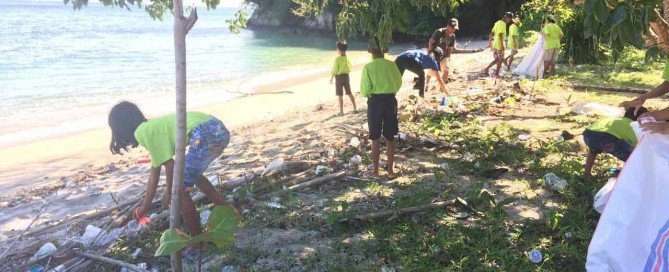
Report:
624,107,648,121
108,101,146,154
545,16,556,23
368,37,385,58
504,12,513,19
336,41,348,52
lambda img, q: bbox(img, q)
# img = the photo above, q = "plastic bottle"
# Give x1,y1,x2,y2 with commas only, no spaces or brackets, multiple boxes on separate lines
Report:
529,249,543,263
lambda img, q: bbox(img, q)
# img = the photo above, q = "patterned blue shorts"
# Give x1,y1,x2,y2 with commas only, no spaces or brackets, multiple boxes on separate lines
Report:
184,118,230,187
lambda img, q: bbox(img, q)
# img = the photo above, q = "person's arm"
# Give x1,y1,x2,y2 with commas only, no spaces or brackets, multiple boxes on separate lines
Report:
428,38,437,52
138,165,161,215
488,32,493,48
584,151,597,178
620,81,669,110
428,69,447,93
161,159,174,209
360,67,372,98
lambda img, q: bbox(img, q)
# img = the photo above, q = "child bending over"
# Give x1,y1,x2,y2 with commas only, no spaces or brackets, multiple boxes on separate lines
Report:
108,101,232,235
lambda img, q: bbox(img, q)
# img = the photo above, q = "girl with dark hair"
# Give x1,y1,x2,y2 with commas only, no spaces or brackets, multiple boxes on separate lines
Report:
108,101,233,235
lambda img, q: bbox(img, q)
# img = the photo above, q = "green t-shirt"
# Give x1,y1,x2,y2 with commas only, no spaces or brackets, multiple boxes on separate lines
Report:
663,61,669,81
135,112,212,167
588,117,637,146
331,55,352,76
360,57,402,98
542,23,563,49
491,20,507,50
508,24,520,49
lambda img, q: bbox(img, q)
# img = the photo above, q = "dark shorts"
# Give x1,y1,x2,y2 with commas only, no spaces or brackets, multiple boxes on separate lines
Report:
583,129,633,161
367,94,398,140
184,118,230,187
335,74,352,96
395,56,426,97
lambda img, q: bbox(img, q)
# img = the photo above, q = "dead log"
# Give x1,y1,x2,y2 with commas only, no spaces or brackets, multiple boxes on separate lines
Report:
75,251,149,272
569,84,648,94
267,171,346,196
340,200,454,223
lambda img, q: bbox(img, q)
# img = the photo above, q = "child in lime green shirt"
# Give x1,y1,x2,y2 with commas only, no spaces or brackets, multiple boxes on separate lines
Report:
483,12,512,77
583,107,647,177
505,16,521,71
108,101,235,235
330,41,357,115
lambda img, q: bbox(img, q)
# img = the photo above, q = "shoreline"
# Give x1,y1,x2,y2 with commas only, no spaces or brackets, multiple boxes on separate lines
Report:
0,49,374,195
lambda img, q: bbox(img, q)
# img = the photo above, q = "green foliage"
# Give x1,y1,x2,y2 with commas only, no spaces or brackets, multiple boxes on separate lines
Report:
154,205,239,256
582,0,658,60
64,0,225,20
291,0,466,46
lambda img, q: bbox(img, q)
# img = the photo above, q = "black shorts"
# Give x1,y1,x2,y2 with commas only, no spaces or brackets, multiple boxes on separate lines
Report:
583,129,633,161
335,74,352,96
395,56,426,97
367,94,398,140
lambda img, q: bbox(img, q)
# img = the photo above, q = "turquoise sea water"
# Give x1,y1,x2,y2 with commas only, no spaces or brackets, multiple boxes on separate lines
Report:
0,0,348,147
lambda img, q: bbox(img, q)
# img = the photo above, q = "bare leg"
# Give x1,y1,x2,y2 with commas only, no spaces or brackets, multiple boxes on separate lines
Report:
338,96,344,114
196,175,225,205
386,138,395,175
584,151,597,178
494,57,503,77
544,61,551,76
348,94,357,112
180,188,202,235
371,139,380,176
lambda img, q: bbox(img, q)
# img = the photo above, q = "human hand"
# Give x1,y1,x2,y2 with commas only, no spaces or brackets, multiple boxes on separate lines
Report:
642,122,669,135
134,207,151,225
619,97,646,114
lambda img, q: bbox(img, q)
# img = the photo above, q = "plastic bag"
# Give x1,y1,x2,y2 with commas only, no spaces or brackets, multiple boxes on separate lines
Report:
593,178,617,214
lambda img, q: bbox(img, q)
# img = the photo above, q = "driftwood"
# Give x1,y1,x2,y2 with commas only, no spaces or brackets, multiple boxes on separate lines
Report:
75,251,149,272
340,200,454,223
570,83,648,94
268,171,346,196
0,202,48,260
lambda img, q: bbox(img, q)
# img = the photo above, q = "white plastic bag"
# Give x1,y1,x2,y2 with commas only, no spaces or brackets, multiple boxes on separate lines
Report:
513,35,545,79
587,133,669,271
593,178,617,214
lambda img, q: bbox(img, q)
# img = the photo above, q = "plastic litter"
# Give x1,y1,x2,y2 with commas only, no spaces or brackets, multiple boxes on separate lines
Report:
131,248,142,259
262,158,285,177
349,137,360,148
381,265,397,272
221,265,241,272
126,220,143,237
565,232,573,239
594,178,617,213
529,249,543,263
80,225,103,246
518,134,531,141
28,265,44,272
349,155,362,165
439,162,450,171
30,242,57,261
571,102,623,117
265,201,285,209
315,165,331,176
200,209,211,226
544,173,568,192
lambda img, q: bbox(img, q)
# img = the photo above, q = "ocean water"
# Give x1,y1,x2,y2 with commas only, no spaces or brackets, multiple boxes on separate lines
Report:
0,0,347,147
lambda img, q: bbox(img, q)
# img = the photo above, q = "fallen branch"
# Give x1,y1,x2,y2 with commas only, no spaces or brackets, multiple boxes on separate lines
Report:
0,201,48,260
340,200,454,223
269,171,346,196
75,251,149,272
569,83,648,94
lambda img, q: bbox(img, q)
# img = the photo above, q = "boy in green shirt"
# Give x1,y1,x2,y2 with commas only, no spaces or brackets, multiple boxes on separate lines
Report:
542,16,563,76
361,39,402,176
583,107,647,177
330,41,357,115
483,12,512,77
505,16,521,71
108,101,236,235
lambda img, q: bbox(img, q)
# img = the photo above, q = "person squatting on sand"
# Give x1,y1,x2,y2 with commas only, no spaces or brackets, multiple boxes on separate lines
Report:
361,39,403,176
108,101,236,236
394,49,448,98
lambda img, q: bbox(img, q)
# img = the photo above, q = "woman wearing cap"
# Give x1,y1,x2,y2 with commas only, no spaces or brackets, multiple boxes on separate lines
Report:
428,18,459,83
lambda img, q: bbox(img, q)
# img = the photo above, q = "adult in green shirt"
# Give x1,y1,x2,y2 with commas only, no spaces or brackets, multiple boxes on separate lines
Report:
108,101,235,235
542,16,563,76
505,16,521,71
361,40,402,176
583,107,647,177
483,12,513,77
621,61,669,134
330,41,357,115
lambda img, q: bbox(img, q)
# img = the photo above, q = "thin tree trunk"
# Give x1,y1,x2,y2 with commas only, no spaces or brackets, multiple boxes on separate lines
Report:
171,0,187,270
664,0,669,22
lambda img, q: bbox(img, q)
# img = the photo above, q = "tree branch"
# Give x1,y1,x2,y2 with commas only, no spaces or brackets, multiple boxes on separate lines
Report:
75,251,149,272
184,8,198,34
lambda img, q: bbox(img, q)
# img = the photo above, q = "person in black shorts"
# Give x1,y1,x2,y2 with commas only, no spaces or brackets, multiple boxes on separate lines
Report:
330,41,357,115
360,39,403,176
395,49,447,97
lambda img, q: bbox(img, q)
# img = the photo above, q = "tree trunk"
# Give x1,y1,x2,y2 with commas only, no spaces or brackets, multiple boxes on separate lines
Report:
171,0,187,271
664,0,669,22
